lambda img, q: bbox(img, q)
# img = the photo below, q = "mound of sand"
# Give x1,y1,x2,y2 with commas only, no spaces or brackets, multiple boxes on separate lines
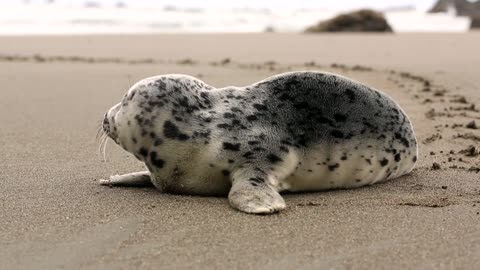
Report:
305,9,393,33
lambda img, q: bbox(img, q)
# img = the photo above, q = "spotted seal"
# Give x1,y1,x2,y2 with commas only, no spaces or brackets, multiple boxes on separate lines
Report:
99,71,417,214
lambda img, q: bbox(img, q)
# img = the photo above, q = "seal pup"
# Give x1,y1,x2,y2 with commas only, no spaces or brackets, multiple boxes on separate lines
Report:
99,71,418,214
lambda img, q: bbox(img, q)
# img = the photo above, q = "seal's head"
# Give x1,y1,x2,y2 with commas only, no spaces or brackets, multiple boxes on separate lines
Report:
101,75,180,144
100,98,139,157
98,74,207,162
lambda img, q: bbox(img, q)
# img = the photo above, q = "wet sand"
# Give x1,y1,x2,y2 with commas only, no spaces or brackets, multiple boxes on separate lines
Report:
0,33,479,269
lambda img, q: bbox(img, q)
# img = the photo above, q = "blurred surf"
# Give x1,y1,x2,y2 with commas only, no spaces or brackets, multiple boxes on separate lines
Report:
0,3,471,34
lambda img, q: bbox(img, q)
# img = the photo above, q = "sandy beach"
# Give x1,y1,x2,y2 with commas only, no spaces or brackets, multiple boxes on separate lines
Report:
0,33,479,269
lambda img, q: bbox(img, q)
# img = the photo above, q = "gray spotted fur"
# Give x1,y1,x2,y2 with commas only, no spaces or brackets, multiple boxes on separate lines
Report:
100,71,418,214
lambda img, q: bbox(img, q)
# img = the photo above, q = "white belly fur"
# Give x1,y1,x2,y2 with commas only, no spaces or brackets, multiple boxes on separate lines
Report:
281,141,416,192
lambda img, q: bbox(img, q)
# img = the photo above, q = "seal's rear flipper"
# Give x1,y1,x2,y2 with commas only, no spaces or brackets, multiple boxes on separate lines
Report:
228,167,286,214
98,171,153,187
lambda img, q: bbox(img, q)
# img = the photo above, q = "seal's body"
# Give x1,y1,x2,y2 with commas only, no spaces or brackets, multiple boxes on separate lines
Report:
100,71,417,214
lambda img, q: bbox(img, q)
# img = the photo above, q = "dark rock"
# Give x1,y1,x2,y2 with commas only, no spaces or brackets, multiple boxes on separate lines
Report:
305,9,393,33
428,0,480,29
264,26,275,33
459,145,479,157
468,166,480,173
429,0,480,16
466,120,478,129
471,17,480,28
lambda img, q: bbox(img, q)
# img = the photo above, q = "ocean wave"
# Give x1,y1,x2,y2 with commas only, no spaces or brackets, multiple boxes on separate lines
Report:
0,4,471,34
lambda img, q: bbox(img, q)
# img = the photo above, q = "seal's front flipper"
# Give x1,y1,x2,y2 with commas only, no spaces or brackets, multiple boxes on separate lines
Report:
98,171,153,187
228,167,286,214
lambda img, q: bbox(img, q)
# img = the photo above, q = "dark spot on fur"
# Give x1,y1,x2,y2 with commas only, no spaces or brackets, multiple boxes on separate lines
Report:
217,123,230,129
394,153,401,162
294,101,309,109
243,151,255,159
221,170,230,176
246,115,258,121
344,89,356,103
231,107,243,113
149,151,165,168
278,93,292,101
379,158,389,167
394,132,410,148
266,154,282,164
253,104,268,111
328,163,340,171
163,120,190,141
223,142,241,151
331,130,344,139
334,113,347,122
154,138,163,146
177,134,189,140
138,147,148,157
249,177,264,184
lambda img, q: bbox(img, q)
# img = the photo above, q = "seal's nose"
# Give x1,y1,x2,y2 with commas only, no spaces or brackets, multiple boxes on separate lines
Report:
102,113,110,134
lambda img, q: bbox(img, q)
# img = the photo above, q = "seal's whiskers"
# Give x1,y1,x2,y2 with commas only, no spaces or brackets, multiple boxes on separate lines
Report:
98,133,109,162
96,125,109,162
